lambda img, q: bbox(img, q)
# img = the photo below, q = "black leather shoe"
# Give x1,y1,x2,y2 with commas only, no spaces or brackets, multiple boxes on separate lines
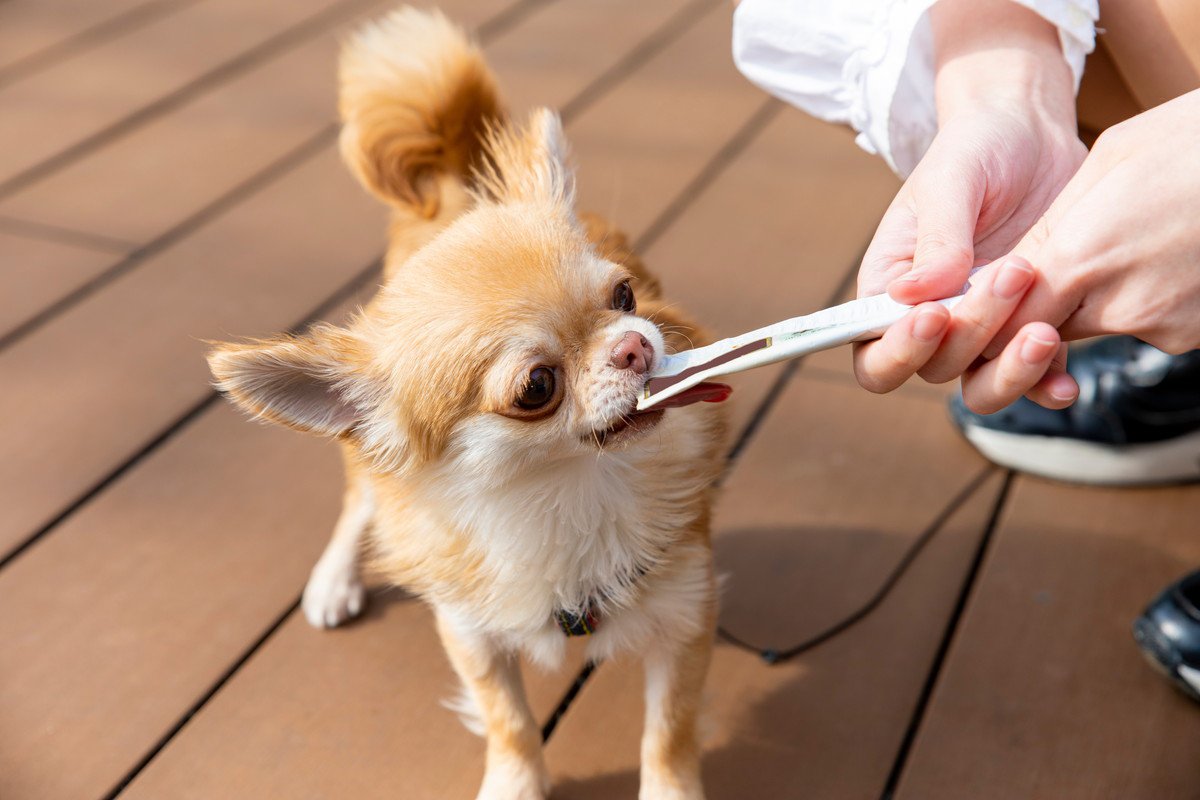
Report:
1134,569,1200,702
950,336,1200,485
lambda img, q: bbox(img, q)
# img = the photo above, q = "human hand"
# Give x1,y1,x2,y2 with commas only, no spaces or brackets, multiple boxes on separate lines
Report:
852,0,1086,411
960,89,1200,410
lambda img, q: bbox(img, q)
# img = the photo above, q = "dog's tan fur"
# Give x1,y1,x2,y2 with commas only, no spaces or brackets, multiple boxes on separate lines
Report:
208,9,725,799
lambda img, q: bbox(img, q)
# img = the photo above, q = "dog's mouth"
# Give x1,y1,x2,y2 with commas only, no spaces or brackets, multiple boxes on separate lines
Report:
588,380,731,448
590,406,665,448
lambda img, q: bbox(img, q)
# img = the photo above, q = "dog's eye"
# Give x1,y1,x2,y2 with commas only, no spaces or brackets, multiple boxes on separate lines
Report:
611,279,635,313
516,367,557,410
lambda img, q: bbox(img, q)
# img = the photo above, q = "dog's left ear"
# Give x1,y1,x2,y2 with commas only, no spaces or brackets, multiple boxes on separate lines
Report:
207,325,375,437
476,107,574,208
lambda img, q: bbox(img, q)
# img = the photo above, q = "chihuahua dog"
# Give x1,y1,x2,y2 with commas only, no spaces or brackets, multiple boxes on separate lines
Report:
209,8,729,799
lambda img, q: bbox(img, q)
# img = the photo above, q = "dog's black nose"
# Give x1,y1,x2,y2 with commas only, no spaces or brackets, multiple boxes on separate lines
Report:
610,331,652,374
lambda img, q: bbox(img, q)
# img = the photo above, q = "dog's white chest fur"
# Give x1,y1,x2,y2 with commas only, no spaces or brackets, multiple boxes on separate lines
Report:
414,410,715,664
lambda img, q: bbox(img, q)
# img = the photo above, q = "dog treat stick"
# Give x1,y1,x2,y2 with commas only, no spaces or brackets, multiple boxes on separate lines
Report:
639,276,978,411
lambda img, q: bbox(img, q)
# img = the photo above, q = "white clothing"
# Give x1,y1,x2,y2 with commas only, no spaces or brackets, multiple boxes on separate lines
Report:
732,0,1098,176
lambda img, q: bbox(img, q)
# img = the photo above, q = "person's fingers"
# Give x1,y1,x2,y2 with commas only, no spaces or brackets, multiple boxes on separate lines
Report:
917,256,1036,384
887,162,985,305
852,303,951,393
980,151,1114,357
960,322,1069,414
979,274,1078,360
1022,343,1079,409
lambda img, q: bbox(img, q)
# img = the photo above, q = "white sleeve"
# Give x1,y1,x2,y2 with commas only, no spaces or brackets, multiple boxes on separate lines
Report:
732,0,1098,178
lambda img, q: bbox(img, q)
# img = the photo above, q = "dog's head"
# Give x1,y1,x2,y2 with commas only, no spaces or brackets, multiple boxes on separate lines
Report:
209,111,696,479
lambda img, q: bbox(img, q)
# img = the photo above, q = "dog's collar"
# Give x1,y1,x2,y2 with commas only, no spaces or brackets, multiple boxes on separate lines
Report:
552,561,651,637
555,605,601,637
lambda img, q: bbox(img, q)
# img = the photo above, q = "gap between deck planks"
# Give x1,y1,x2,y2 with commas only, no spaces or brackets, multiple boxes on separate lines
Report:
0,0,203,90
0,1,813,798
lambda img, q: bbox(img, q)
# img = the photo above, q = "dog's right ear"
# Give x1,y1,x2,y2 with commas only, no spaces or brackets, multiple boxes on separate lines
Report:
475,108,574,208
207,325,374,438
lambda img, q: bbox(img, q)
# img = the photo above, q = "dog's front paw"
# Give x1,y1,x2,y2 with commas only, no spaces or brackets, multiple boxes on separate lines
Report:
475,758,550,800
639,770,705,800
302,562,366,629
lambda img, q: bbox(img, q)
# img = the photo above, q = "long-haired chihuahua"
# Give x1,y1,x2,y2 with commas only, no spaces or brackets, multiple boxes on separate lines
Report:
208,8,729,798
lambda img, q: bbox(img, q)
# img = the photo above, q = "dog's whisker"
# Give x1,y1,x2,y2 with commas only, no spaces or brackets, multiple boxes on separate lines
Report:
655,324,697,351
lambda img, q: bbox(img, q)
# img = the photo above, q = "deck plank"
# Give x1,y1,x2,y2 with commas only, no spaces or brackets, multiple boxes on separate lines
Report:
0,231,125,336
0,264,387,800
894,477,1200,800
0,404,350,800
0,0,193,79
0,0,376,192
544,377,999,798
0,146,386,560
119,598,592,800
487,0,703,115
0,0,510,244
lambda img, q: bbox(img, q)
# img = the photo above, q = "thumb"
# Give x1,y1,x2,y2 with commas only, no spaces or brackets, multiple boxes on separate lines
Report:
888,164,984,304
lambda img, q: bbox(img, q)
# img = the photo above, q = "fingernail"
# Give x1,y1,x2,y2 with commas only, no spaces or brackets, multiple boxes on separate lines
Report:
892,273,921,286
1048,375,1079,403
992,260,1034,299
1020,333,1057,364
1050,387,1078,403
912,309,947,341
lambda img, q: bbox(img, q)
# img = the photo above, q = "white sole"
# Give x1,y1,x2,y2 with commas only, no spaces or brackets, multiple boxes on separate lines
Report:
961,425,1200,486
1181,664,1200,696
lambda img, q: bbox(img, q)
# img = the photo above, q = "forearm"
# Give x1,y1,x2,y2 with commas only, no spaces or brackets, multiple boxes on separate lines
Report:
932,0,1077,125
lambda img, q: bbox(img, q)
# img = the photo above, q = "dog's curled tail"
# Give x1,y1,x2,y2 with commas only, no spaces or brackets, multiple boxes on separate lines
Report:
338,7,501,217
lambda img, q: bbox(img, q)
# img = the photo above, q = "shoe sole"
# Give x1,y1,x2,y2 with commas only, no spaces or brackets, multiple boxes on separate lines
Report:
960,425,1200,486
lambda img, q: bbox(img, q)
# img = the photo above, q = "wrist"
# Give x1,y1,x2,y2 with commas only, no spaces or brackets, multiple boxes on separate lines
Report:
931,0,1077,131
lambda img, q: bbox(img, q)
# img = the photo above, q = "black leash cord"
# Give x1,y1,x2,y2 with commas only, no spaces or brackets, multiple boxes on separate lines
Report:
715,467,994,665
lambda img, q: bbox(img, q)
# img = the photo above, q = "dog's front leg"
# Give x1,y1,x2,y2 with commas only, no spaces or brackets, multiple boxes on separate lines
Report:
435,612,549,800
639,594,716,800
302,451,371,628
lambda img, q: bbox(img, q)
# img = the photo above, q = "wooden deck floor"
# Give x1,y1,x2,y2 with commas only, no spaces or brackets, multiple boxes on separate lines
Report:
3,2,1200,798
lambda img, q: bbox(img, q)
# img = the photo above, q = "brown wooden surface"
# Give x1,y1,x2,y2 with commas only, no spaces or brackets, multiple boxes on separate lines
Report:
0,146,386,558
0,0,378,190
894,478,1200,800
0,0,188,78
0,231,122,336
4,2,1200,799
